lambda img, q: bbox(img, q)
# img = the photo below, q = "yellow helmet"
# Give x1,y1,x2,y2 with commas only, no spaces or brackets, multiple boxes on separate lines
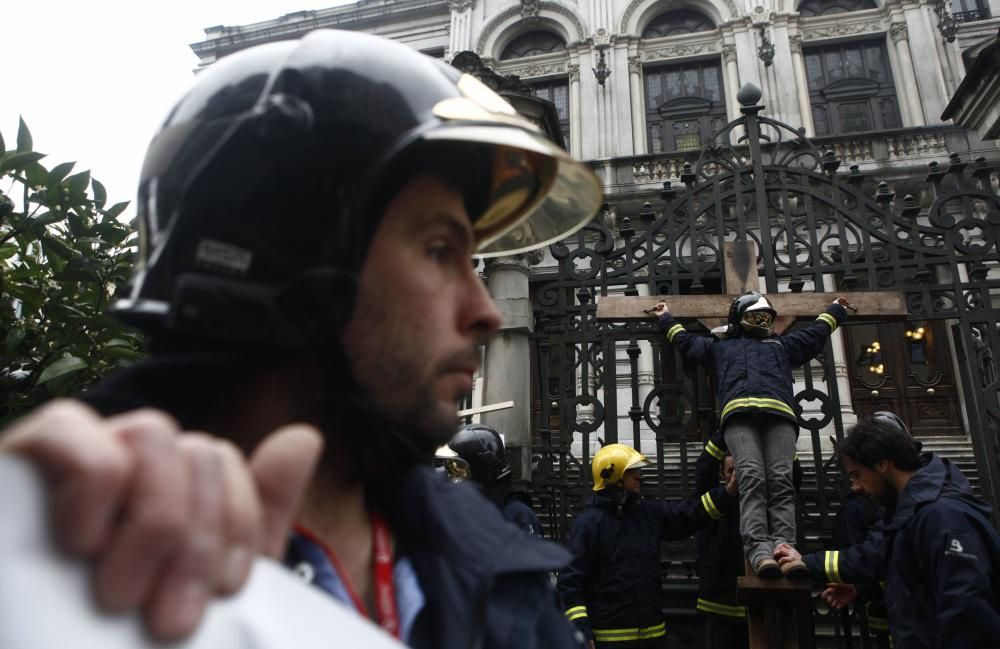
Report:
591,444,650,491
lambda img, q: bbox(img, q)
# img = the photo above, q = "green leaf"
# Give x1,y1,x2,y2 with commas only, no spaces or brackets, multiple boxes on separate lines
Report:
16,117,32,153
103,201,130,220
5,327,25,354
0,243,18,261
48,161,76,184
24,161,48,189
67,213,88,237
36,355,88,385
31,211,67,227
92,179,107,209
0,151,46,174
65,170,90,197
39,235,77,260
53,256,100,282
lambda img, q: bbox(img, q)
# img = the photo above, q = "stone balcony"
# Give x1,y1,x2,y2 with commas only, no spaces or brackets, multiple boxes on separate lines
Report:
605,125,999,193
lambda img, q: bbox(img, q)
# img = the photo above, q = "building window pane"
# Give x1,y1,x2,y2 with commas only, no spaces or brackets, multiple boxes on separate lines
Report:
644,59,727,154
501,31,566,60
530,78,571,151
799,0,878,17
805,39,902,135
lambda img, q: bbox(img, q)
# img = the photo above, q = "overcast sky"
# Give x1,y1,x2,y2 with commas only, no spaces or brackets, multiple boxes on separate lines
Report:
2,0,350,208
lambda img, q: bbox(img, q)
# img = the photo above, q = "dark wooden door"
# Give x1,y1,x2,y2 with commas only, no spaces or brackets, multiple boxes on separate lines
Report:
843,320,964,435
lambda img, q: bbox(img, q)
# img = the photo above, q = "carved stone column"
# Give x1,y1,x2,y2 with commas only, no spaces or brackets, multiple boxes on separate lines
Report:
628,55,646,154
447,0,476,56
889,22,925,127
787,35,815,136
482,251,543,482
722,44,741,123
568,63,582,156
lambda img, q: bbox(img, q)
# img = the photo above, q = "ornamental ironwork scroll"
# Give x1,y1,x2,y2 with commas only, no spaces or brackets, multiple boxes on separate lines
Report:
528,83,1000,645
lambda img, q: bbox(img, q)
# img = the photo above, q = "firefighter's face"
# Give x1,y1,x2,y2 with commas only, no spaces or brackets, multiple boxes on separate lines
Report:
622,468,642,495
721,455,735,484
843,457,897,508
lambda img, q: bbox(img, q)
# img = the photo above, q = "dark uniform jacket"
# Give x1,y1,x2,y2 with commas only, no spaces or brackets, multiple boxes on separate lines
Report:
833,491,889,633
656,304,847,427
558,485,736,644
82,357,582,649
805,454,1000,649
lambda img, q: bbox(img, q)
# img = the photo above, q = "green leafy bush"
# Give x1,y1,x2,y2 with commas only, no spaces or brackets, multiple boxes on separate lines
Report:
0,118,146,423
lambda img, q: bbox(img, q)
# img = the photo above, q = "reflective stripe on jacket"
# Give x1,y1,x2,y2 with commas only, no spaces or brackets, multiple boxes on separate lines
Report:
657,304,847,427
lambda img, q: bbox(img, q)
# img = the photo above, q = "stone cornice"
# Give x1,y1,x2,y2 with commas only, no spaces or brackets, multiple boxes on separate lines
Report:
619,0,739,36
476,1,586,54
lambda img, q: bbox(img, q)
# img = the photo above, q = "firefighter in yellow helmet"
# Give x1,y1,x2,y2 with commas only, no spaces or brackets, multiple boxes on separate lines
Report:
558,444,739,648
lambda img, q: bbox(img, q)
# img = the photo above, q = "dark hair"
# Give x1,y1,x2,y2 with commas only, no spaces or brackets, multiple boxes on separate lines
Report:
839,418,922,472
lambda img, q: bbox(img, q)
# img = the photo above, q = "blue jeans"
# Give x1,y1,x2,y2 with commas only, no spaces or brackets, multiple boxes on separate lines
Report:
723,413,797,566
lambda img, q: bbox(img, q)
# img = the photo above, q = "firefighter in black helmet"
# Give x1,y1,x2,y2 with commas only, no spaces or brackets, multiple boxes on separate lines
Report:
437,423,543,536
0,28,601,648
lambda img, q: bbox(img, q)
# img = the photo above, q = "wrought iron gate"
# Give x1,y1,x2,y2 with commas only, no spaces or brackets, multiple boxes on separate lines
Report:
528,86,1000,644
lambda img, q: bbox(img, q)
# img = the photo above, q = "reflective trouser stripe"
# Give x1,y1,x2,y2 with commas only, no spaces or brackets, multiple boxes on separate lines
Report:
592,622,666,642
705,440,725,460
697,598,746,618
824,550,843,583
817,313,838,331
565,605,588,621
701,492,722,519
721,397,796,419
666,323,684,342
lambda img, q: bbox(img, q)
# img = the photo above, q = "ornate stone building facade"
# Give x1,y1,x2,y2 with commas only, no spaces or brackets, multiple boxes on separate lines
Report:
192,0,1000,466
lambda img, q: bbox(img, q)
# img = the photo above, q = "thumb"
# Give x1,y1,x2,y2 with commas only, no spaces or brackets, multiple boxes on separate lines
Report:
249,424,324,558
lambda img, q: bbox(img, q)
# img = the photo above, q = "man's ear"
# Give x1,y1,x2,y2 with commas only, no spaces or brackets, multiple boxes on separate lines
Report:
875,459,891,474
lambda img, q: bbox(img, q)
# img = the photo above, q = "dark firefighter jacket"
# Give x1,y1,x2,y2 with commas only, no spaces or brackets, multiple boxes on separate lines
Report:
656,303,847,427
558,484,736,644
82,356,583,649
833,491,889,633
693,432,802,620
804,453,1000,649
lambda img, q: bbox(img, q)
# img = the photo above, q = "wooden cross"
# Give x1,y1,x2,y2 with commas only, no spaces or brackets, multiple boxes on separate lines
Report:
456,400,514,418
596,240,906,331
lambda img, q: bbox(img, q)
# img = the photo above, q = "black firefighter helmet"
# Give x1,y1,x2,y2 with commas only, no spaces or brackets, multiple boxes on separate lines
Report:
727,291,776,337
110,29,602,348
438,423,512,485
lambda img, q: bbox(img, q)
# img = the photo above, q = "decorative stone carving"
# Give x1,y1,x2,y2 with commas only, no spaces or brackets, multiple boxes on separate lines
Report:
520,0,539,19
750,5,772,25
448,0,474,11
476,2,586,54
802,21,885,41
722,43,737,62
628,55,643,74
568,63,580,82
643,42,719,62
504,60,568,79
788,34,802,54
889,22,909,43
592,28,613,47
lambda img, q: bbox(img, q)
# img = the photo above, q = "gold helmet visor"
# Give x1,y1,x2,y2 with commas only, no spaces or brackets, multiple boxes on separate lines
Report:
426,75,603,258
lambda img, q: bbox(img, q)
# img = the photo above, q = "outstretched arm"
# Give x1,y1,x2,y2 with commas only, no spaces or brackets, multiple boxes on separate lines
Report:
695,431,727,494
776,523,885,588
781,299,849,368
655,479,738,542
650,301,714,363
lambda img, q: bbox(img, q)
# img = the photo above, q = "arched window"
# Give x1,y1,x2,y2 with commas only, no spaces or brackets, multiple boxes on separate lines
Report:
799,0,877,16
500,31,566,60
641,9,715,38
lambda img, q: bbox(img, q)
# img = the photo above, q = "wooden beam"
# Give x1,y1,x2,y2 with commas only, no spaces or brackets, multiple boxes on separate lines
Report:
596,291,907,321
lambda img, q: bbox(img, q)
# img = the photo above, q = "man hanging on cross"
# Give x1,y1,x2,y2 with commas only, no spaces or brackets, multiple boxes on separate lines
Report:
651,293,851,579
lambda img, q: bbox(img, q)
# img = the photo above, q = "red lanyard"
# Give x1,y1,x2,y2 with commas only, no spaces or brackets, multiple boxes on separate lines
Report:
294,512,400,638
